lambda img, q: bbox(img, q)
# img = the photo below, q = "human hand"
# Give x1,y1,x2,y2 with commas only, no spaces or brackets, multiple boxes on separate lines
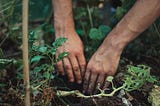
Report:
56,31,86,84
83,36,122,94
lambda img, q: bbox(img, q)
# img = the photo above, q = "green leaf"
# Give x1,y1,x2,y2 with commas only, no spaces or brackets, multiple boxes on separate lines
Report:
89,28,102,40
38,46,47,53
124,65,157,91
50,28,55,33
98,25,111,36
57,52,69,61
31,55,45,63
52,37,67,47
115,7,126,20
51,48,57,55
33,67,42,73
17,73,24,79
0,59,16,70
76,29,85,36
89,26,111,40
44,72,50,79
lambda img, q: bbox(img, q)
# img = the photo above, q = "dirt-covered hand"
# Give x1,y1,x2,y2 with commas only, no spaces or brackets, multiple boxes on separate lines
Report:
56,31,86,84
83,44,121,94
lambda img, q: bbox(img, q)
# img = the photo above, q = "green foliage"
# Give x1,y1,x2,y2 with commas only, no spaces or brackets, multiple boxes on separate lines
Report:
89,25,111,40
104,65,157,96
29,36,69,104
73,0,112,60
115,0,136,20
52,38,68,48
31,55,45,63
107,65,157,92
124,65,157,91
0,59,17,70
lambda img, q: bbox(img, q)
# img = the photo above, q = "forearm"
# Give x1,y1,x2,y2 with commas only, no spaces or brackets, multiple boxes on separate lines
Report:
104,0,160,52
52,0,75,37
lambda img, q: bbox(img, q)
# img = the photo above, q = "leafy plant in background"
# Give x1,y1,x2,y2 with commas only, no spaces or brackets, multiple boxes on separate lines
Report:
87,25,111,57
114,0,135,20
74,0,112,60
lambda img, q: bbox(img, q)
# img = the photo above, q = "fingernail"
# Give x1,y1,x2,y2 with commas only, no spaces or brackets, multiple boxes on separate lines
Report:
77,80,82,84
70,79,74,82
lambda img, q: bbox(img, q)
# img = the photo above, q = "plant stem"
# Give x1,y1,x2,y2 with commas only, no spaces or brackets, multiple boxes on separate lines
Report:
87,4,93,28
56,84,126,98
22,0,30,105
33,79,48,90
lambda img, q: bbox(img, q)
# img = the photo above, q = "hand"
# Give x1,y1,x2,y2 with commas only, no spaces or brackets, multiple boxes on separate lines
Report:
83,0,160,94
83,37,122,94
56,31,86,84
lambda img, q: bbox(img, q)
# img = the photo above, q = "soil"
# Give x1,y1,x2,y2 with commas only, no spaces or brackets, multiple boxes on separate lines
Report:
71,97,124,106
51,75,153,106
1,33,159,106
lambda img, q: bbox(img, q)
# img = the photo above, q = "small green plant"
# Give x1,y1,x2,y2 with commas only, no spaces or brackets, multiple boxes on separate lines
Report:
124,65,157,91
29,34,69,105
55,65,157,98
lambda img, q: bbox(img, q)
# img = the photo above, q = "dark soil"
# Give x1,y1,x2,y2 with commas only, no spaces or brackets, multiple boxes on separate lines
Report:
71,97,124,106
0,33,158,106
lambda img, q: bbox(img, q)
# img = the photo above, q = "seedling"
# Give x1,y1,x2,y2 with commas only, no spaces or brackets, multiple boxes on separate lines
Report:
56,65,157,98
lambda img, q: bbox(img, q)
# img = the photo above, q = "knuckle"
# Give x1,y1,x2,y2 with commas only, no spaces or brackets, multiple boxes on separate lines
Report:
75,51,82,56
73,66,79,71
57,62,62,67
101,70,107,74
76,75,81,81
68,54,73,58
92,67,101,73
80,63,86,68
65,65,71,70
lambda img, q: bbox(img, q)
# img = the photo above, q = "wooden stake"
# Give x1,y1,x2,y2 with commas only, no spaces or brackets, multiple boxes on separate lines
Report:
22,0,30,105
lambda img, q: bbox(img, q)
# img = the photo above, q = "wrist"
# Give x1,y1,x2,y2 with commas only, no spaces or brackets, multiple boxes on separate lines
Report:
55,27,77,39
54,18,76,38
102,19,139,54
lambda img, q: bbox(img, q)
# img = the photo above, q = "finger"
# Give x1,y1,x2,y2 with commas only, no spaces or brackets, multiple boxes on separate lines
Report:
94,75,105,94
69,56,82,84
56,52,65,75
76,54,86,77
83,70,91,93
102,70,116,89
63,58,74,82
56,61,65,75
102,76,110,90
87,72,98,94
